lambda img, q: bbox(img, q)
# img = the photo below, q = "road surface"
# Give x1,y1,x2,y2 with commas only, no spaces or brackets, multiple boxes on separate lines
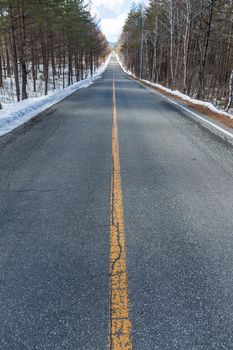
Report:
1,56,233,349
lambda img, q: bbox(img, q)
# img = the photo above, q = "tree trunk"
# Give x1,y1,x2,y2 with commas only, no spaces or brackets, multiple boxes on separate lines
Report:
169,0,174,88
0,47,3,87
4,35,11,77
152,16,158,83
19,0,28,100
30,36,36,93
9,1,20,102
225,70,233,112
50,31,56,90
183,0,190,93
80,47,84,80
199,0,214,99
68,43,72,86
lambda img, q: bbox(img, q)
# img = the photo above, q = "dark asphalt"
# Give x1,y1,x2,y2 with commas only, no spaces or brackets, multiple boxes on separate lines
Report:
1,56,233,349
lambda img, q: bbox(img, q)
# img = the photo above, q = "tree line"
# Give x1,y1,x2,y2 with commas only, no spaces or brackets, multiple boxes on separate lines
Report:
0,0,110,107
117,0,233,112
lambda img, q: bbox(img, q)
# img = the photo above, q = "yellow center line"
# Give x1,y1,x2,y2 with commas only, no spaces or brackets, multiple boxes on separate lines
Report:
109,66,133,349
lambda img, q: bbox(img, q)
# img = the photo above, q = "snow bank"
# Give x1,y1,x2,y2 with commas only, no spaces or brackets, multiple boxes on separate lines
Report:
116,53,233,120
0,54,111,136
116,54,137,79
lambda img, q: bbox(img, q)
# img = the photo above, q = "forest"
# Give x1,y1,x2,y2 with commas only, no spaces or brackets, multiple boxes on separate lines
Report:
117,0,233,113
0,0,110,108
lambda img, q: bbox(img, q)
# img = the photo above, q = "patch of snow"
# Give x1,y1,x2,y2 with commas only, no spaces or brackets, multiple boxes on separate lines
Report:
0,65,95,104
115,53,136,79
115,53,233,120
0,54,111,136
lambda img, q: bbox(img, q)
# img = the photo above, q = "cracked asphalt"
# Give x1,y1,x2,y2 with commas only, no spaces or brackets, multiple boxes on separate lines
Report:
1,56,233,349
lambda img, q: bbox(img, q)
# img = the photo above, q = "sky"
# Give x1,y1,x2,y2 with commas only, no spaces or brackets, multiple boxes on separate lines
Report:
90,0,149,43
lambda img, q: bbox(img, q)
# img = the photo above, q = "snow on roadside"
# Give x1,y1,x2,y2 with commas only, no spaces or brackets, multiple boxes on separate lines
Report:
116,53,233,120
0,54,111,137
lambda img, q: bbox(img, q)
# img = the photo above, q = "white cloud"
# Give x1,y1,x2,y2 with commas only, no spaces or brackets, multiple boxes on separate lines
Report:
89,0,151,42
90,3,100,19
100,11,128,42
92,0,125,12
134,0,150,5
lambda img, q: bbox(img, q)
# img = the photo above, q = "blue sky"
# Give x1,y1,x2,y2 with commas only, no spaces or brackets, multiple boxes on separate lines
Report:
91,0,149,42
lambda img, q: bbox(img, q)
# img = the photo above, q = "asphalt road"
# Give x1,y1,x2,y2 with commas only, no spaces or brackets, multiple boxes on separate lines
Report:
1,56,233,349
